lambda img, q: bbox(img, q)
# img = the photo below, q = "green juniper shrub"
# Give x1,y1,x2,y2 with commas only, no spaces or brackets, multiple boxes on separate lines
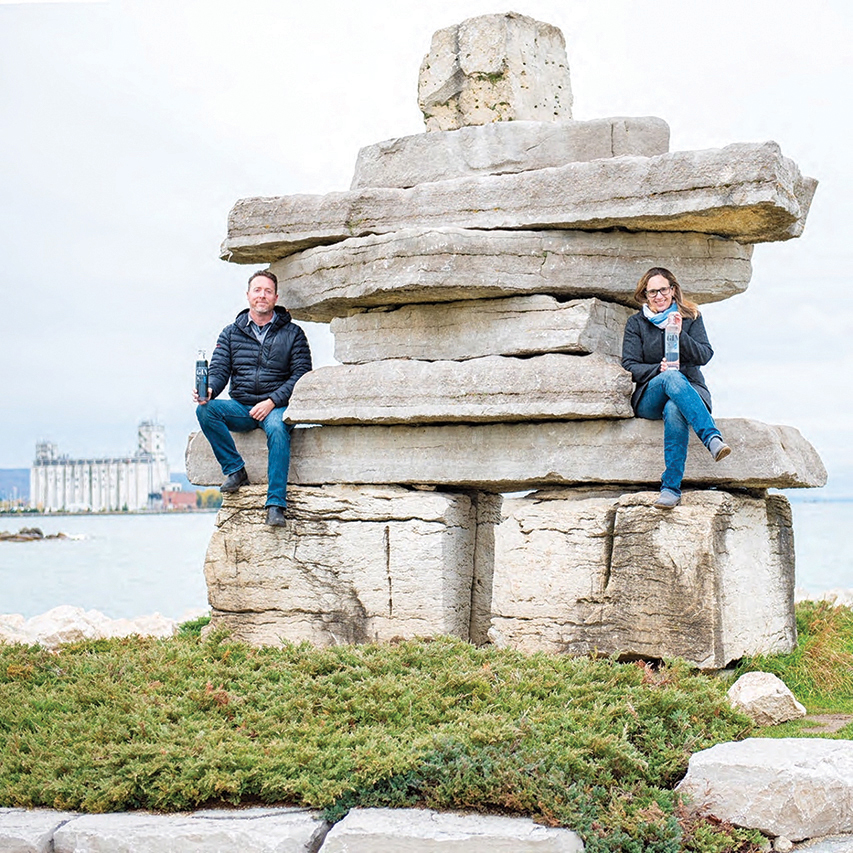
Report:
0,633,761,851
177,614,212,637
7,599,845,849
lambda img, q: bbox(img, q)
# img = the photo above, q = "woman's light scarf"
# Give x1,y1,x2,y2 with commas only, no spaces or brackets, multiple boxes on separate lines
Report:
642,301,679,327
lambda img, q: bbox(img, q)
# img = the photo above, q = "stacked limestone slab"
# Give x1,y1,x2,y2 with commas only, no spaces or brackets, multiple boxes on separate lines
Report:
189,12,825,667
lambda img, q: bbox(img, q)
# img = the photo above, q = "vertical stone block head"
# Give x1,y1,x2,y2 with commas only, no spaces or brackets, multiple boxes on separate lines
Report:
418,12,573,131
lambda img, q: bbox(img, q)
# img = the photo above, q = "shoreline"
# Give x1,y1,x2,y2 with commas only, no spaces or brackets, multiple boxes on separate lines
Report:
0,509,218,518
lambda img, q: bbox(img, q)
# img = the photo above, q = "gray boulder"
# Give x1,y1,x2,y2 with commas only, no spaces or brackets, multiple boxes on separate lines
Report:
676,738,853,841
204,485,477,646
727,671,807,725
53,808,329,853
0,808,78,853
418,13,573,131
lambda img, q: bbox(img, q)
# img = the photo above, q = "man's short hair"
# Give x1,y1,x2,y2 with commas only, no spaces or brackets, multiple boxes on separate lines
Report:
248,270,278,292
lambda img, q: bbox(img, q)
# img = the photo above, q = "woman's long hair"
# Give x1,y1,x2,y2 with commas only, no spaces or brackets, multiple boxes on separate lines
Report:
633,267,700,319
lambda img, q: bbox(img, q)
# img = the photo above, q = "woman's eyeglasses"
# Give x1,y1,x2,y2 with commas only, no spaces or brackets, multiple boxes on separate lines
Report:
645,286,672,298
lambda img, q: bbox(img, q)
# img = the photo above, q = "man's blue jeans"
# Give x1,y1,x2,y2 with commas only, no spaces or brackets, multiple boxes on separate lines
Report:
196,399,292,508
635,370,721,497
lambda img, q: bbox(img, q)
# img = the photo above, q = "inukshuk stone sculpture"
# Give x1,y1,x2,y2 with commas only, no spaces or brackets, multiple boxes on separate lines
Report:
188,12,826,668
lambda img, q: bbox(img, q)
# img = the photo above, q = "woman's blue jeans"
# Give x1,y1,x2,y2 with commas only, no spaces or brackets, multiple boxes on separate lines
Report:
635,371,721,497
196,400,292,508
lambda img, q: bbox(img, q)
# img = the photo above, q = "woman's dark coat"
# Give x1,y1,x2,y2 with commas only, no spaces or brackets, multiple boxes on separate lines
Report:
621,311,715,412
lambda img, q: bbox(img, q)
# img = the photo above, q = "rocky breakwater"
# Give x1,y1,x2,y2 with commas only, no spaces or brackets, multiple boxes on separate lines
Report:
0,526,68,543
187,12,825,667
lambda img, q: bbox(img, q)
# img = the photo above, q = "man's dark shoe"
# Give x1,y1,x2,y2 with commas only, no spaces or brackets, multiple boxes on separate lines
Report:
266,506,287,527
220,468,249,493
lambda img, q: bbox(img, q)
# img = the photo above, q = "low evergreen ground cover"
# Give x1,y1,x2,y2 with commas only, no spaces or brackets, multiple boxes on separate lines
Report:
1,601,850,853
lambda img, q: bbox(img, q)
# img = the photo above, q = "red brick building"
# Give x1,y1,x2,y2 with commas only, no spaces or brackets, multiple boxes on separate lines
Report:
161,488,197,510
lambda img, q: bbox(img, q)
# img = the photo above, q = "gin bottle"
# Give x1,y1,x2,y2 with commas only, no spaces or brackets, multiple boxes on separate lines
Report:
195,350,209,400
664,315,680,371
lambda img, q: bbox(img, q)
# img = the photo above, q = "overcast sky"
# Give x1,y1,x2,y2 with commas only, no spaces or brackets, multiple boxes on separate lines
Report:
1,0,851,495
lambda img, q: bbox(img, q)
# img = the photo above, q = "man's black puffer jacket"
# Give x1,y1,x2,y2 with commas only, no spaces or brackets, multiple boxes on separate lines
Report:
208,306,312,408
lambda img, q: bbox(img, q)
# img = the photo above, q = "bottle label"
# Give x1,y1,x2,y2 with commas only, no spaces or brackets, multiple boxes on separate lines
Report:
664,331,679,369
196,360,208,396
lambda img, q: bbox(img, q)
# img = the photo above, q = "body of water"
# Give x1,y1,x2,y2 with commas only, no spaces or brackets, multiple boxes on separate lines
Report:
786,498,853,594
0,513,215,621
0,501,851,621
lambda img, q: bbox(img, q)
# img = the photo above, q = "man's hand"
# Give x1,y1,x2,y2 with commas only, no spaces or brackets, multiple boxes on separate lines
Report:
193,388,213,404
249,398,275,421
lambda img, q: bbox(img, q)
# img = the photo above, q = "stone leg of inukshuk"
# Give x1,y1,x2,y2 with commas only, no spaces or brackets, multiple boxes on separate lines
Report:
204,485,478,646
190,12,825,666
485,489,797,670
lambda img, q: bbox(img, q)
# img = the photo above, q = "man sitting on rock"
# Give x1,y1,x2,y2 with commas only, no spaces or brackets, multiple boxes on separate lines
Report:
193,270,312,526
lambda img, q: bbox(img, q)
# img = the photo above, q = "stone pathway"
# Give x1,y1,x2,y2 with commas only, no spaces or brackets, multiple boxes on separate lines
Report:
799,714,853,735
2,804,852,851
0,806,584,852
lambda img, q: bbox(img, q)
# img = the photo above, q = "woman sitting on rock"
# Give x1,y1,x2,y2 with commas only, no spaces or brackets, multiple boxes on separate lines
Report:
621,267,731,509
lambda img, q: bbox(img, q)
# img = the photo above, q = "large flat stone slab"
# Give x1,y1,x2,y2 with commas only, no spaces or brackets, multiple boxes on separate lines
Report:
676,739,853,841
321,807,584,851
418,13,573,132
186,418,827,492
331,297,633,364
52,808,329,853
486,489,796,668
222,143,816,263
204,485,476,646
273,229,751,322
352,118,670,189
0,808,78,853
285,355,633,425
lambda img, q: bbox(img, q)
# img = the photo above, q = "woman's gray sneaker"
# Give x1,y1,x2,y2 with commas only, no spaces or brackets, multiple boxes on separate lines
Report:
654,490,681,509
708,436,732,462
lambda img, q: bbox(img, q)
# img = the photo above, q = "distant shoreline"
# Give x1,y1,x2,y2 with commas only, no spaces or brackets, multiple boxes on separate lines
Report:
782,494,853,504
